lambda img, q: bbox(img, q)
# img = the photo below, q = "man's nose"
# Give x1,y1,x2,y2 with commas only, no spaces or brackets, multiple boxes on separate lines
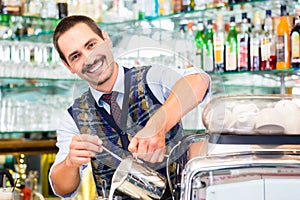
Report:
82,50,91,62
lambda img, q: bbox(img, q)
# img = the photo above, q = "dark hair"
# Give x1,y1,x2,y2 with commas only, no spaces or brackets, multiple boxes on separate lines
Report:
53,15,104,64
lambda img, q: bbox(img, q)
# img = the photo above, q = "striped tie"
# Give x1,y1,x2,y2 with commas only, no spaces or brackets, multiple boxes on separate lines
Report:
101,92,121,125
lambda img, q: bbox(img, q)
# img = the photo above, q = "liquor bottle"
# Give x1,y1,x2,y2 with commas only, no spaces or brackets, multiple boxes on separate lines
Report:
56,0,68,18
162,0,173,15
1,0,22,15
185,21,195,67
212,0,225,7
238,12,250,71
291,7,300,69
173,0,182,13
261,9,276,70
213,14,225,72
145,0,158,19
194,20,205,69
194,0,205,10
203,19,214,72
175,23,189,68
250,11,262,71
225,16,238,72
276,4,291,70
228,0,237,4
182,0,194,12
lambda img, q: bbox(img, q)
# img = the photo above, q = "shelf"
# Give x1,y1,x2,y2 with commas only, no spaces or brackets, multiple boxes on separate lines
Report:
1,82,63,91
1,0,299,41
0,76,81,83
0,138,57,155
0,130,56,135
210,69,300,94
212,68,299,76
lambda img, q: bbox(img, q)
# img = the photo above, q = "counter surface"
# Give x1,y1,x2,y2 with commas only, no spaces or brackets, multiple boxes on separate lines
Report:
0,139,57,155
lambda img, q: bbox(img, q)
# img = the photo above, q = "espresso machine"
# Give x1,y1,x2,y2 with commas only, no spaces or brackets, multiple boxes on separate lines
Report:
178,94,300,200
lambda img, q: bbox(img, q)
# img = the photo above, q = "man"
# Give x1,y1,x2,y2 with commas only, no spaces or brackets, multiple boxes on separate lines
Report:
49,15,210,199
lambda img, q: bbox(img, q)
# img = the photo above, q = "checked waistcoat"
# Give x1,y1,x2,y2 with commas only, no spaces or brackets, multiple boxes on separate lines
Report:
69,66,183,198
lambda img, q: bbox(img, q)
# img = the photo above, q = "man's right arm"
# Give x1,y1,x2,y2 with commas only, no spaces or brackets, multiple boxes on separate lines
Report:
50,157,81,197
49,111,103,197
50,133,102,197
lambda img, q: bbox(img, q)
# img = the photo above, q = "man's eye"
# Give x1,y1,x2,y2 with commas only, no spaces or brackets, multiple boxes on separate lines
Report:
71,54,80,62
87,42,97,50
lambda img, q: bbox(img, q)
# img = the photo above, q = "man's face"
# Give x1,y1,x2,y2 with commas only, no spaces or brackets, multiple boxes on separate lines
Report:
58,23,115,88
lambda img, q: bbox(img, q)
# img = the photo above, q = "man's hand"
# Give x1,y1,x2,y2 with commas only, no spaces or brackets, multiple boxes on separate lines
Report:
128,123,166,163
66,134,103,168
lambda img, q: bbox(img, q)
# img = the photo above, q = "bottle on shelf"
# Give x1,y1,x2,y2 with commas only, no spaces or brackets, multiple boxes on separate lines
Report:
225,16,238,72
137,0,146,19
1,0,23,15
291,6,300,69
186,20,196,66
250,11,262,71
203,19,214,72
194,0,205,10
159,0,173,16
213,14,225,72
40,0,57,18
194,20,205,69
102,0,134,22
182,0,194,12
212,0,226,7
276,4,292,70
175,22,189,68
0,13,10,39
227,0,237,4
237,12,250,71
56,0,68,19
145,0,159,19
172,0,182,13
158,0,165,15
162,0,173,15
261,9,276,70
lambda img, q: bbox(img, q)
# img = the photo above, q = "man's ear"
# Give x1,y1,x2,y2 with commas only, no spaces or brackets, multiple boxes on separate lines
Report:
62,59,76,74
102,30,113,48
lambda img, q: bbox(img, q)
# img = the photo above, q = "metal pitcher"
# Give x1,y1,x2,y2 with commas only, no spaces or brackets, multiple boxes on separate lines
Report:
109,157,166,200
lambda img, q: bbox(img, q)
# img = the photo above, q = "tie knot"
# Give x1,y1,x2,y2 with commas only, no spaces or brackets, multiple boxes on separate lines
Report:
101,93,112,105
101,91,118,105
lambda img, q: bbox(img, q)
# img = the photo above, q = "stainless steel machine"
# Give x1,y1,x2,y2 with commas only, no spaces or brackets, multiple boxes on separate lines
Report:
178,94,300,200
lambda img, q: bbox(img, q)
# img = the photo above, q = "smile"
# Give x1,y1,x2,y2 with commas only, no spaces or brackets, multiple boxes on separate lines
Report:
83,55,106,74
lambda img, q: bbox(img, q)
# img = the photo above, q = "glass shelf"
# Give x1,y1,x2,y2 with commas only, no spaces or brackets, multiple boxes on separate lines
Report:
212,68,298,76
0,82,71,93
0,130,55,135
1,0,299,41
0,76,80,82
209,68,300,94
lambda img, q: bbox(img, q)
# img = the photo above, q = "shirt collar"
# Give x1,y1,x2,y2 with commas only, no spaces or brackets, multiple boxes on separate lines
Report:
90,65,125,106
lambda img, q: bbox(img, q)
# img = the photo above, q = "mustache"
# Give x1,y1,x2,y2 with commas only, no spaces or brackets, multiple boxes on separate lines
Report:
82,55,106,74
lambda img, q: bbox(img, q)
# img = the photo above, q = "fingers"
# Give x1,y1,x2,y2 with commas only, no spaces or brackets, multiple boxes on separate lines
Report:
67,134,103,167
128,136,166,163
134,148,165,163
71,134,102,152
149,149,165,163
128,137,138,153
65,150,93,168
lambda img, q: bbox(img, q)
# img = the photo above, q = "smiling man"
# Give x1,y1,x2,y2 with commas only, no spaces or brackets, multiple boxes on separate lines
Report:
49,15,210,199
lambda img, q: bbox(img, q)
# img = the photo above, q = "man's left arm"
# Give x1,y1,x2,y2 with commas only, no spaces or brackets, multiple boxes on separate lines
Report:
128,72,210,163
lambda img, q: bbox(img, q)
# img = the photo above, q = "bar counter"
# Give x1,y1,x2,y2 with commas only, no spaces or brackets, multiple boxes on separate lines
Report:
0,139,58,155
